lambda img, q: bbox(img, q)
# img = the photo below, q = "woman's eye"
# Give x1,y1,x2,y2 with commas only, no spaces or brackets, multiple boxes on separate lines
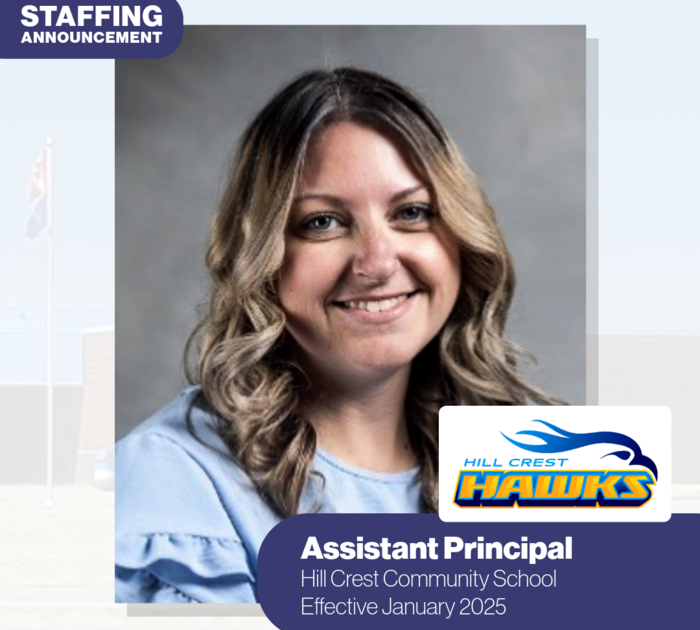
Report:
298,213,343,234
394,204,435,224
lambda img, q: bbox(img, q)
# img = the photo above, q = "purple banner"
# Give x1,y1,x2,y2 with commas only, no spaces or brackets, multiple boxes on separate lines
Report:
259,513,699,628
0,1,183,59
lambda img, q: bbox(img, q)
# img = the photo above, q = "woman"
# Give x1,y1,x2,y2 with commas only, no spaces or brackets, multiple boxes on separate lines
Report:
115,67,557,603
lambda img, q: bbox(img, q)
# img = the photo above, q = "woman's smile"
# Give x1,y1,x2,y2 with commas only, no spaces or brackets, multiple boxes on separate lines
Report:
331,290,420,323
279,122,461,381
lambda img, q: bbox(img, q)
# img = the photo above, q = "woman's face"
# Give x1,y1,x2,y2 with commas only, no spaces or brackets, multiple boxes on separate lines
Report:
279,122,461,386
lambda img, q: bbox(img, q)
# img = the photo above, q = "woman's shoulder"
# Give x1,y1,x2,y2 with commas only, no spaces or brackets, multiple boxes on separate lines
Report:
115,387,273,603
115,386,283,537
117,388,230,532
120,386,219,451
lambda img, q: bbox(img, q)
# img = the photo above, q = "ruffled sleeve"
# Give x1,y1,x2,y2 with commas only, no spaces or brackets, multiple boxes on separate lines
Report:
115,533,256,603
115,430,257,603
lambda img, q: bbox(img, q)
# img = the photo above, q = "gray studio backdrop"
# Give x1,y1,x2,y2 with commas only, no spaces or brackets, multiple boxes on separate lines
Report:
116,26,585,440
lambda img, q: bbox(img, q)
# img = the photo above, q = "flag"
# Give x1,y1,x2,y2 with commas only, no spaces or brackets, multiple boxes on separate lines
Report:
26,147,49,239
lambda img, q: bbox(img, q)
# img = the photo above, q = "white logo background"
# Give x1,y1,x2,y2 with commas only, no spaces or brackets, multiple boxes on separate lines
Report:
438,406,671,522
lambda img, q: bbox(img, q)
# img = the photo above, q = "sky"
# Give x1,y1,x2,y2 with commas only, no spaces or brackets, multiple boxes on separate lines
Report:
0,59,114,384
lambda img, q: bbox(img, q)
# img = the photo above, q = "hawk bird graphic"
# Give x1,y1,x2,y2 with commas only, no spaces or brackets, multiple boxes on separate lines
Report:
502,420,658,481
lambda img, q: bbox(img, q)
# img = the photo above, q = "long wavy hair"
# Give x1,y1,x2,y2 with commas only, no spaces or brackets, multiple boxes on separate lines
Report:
186,67,559,518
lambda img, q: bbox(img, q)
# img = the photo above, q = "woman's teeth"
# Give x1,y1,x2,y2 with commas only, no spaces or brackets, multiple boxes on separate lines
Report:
342,294,409,312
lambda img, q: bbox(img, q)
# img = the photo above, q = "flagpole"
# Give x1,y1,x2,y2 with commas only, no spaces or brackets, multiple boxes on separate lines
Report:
45,136,54,507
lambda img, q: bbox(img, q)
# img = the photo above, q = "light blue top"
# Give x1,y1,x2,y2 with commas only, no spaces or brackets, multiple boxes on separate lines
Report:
115,387,422,603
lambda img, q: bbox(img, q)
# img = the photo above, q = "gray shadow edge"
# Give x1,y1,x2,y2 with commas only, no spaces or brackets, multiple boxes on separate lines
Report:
586,38,599,405
127,603,266,617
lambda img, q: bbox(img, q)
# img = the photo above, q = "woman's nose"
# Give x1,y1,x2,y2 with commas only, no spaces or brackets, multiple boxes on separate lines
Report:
351,226,399,282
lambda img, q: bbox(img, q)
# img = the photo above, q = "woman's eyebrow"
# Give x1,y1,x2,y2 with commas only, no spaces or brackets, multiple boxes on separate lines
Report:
294,185,428,205
389,185,428,203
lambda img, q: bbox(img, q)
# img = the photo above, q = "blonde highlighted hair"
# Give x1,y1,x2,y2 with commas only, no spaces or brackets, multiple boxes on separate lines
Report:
186,68,559,517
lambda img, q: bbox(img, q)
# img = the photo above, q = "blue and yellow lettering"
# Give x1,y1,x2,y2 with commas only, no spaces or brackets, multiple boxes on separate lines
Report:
454,470,655,509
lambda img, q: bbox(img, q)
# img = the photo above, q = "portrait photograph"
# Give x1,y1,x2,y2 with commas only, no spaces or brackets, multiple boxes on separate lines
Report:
115,25,586,603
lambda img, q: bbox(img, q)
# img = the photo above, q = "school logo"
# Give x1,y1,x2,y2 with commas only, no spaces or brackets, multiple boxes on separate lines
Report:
453,420,658,508
438,407,671,522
